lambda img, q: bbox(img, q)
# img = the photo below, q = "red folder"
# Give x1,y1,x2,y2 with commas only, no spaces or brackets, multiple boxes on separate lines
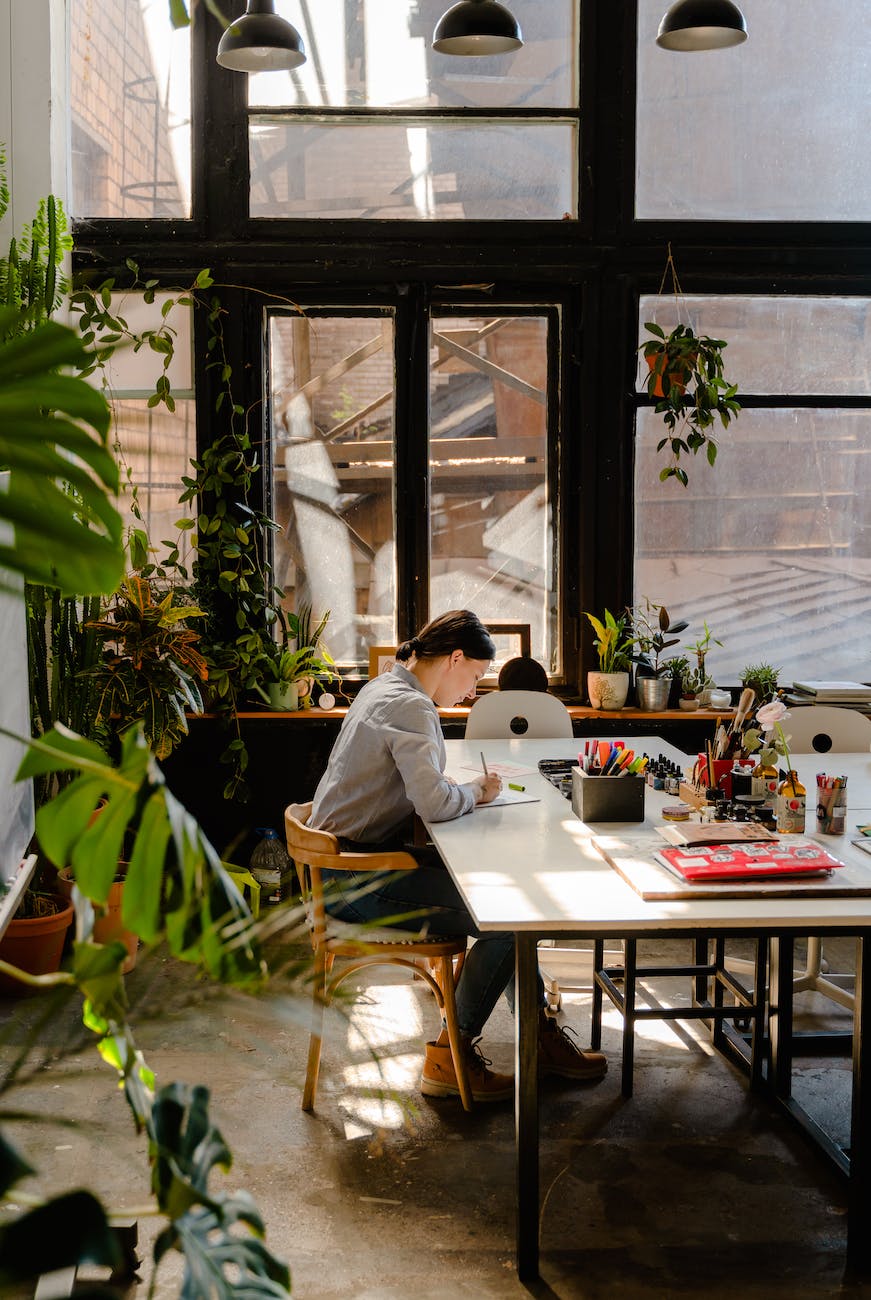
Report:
653,840,846,883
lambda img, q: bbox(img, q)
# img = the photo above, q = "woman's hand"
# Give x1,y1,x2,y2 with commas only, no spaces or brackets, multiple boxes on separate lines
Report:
473,773,502,804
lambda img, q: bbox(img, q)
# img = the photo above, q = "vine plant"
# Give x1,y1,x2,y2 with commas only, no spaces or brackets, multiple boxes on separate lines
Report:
70,264,288,801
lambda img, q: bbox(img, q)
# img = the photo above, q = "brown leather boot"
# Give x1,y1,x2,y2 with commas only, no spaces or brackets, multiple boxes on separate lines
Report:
539,1014,607,1081
421,1037,513,1103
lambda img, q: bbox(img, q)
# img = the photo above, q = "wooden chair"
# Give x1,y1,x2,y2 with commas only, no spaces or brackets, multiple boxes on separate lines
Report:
284,802,473,1112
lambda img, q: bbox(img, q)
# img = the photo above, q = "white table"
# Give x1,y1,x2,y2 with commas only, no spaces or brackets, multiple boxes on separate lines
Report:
425,736,871,1282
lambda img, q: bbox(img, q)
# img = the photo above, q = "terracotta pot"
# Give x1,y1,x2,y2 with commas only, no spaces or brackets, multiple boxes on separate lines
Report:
57,868,138,973
646,352,690,399
0,894,74,995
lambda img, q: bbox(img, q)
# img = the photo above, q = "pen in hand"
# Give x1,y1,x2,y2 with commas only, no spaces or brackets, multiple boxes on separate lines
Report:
480,751,489,776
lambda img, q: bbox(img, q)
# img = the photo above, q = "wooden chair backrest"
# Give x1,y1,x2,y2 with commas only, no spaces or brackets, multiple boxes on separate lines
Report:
284,802,418,948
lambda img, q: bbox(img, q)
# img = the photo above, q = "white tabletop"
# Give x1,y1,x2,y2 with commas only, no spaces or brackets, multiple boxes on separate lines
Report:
425,737,871,935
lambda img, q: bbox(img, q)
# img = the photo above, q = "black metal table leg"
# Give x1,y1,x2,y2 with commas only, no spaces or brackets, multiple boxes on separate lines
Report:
768,934,795,1101
847,935,871,1279
516,933,539,1281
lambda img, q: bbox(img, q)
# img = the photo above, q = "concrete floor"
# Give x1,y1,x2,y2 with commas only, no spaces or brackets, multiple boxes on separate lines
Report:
1,936,871,1299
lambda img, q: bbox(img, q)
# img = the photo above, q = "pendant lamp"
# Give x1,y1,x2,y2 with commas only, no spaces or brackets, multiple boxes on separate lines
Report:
216,0,306,72
432,0,523,56
656,0,747,51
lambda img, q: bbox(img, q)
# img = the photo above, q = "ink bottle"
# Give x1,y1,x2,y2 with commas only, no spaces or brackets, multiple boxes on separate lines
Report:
776,770,806,834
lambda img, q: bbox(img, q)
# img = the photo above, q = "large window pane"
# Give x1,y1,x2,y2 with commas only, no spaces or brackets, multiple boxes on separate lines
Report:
113,399,195,571
70,0,191,218
429,314,557,672
251,118,575,220
635,408,871,682
250,0,577,110
636,0,871,220
638,295,871,396
269,313,396,669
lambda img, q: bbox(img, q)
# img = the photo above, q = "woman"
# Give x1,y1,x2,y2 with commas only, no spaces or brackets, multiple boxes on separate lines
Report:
311,609,606,1102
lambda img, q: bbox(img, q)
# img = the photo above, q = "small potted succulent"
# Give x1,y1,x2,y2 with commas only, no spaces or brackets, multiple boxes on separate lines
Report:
740,661,781,706
678,666,707,711
584,609,634,711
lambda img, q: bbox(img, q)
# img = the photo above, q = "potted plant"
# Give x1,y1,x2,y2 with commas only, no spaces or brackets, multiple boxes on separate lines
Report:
82,572,208,759
740,661,781,706
640,321,741,487
0,885,74,995
584,609,634,710
687,621,722,706
629,599,689,711
678,666,707,712
253,604,337,710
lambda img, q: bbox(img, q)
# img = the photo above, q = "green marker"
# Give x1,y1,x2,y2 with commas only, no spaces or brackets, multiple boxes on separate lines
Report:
508,782,525,792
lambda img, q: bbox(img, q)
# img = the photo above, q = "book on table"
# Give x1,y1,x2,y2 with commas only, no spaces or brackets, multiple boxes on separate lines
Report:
791,680,871,703
653,840,847,883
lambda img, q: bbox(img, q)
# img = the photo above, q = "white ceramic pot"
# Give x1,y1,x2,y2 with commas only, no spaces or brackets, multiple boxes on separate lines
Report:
679,696,700,711
587,671,630,711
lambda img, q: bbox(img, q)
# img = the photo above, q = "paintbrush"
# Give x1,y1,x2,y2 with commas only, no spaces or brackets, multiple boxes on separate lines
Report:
726,687,756,755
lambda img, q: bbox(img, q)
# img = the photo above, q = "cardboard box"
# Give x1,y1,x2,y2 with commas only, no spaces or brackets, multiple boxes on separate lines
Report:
571,769,646,822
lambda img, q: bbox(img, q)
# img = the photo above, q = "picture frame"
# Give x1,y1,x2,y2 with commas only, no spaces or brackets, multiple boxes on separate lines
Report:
368,645,397,679
486,622,532,660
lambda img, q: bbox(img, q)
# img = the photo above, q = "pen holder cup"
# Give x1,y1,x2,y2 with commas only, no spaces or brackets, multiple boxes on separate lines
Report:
571,769,646,823
693,755,734,799
816,786,847,835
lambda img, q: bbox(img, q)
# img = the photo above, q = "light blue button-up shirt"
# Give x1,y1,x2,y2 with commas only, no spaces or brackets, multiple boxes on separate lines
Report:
311,663,477,843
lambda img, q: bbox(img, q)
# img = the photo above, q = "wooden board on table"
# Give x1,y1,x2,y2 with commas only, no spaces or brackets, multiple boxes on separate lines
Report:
592,833,871,901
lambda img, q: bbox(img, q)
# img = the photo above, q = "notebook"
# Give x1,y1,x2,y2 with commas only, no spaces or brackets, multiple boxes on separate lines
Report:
653,840,846,883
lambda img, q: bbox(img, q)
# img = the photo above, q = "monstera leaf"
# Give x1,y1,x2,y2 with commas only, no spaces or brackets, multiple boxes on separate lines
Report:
0,306,123,595
16,723,264,985
150,1083,291,1298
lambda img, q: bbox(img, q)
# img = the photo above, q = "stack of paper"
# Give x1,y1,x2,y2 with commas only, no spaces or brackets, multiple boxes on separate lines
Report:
791,680,871,704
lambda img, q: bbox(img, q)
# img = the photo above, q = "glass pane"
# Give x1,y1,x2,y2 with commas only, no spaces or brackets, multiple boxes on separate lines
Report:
250,0,578,109
269,313,396,669
251,118,576,219
428,314,557,673
639,295,871,396
636,0,871,220
113,398,195,571
635,408,871,682
101,292,193,394
70,0,191,218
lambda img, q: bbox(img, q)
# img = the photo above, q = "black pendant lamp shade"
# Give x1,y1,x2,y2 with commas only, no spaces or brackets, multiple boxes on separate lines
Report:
432,0,523,56
656,0,748,51
216,0,306,72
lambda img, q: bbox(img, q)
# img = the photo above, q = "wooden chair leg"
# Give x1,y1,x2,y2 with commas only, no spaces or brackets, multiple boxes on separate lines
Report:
438,954,473,1112
302,949,331,1112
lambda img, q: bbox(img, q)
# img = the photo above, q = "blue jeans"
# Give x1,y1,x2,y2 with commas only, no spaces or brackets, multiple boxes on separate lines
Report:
322,841,544,1039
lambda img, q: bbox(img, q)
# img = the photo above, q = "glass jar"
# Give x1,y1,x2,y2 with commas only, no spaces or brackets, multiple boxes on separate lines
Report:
752,762,779,808
776,771,807,834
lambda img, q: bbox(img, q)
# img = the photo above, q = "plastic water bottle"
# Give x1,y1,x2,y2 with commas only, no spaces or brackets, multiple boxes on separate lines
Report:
249,827,291,904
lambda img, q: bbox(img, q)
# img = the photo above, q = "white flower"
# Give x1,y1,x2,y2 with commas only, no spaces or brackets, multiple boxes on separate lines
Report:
756,700,790,733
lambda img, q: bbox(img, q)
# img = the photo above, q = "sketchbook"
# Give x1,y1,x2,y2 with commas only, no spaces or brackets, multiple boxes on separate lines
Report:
474,788,540,809
656,821,778,848
653,840,845,883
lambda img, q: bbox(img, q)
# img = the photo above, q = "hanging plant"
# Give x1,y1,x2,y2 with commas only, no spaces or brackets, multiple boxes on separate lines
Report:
640,246,742,487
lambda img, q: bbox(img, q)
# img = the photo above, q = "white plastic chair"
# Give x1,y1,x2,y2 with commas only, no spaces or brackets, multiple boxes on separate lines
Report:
782,705,871,755
465,690,574,740
785,707,871,1008
465,690,580,1008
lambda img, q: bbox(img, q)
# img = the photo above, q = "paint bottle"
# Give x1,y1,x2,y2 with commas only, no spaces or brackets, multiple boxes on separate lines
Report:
776,771,806,834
